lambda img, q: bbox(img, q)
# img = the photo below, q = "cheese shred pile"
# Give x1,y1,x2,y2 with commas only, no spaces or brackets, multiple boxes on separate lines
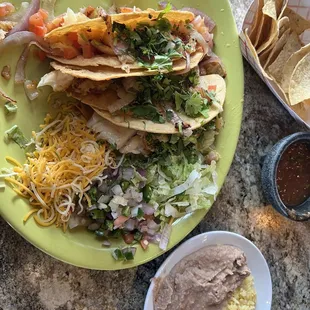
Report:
5,106,106,231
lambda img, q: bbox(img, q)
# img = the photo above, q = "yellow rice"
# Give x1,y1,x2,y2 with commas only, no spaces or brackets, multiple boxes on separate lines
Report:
225,275,257,310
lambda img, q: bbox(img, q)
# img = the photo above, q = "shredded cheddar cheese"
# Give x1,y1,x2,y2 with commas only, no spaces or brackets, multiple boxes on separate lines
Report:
5,105,107,230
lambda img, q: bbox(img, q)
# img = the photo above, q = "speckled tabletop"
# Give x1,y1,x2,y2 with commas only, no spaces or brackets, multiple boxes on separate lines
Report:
1,1,310,310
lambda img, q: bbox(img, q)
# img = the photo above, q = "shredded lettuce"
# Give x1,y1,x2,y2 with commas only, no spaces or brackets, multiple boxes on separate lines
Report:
4,125,29,148
147,149,218,215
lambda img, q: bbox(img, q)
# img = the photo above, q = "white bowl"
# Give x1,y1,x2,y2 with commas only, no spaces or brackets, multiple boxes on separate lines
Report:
144,231,272,310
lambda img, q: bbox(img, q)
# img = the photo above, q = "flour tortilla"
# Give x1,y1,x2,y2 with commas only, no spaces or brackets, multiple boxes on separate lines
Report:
50,50,204,81
288,53,310,106
281,44,310,93
93,74,226,134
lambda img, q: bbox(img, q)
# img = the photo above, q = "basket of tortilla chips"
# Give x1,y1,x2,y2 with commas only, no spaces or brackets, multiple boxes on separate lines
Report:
240,0,310,128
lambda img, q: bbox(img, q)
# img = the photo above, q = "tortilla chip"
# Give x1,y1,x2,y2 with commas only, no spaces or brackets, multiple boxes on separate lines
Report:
268,77,289,103
254,14,269,48
281,44,310,93
50,51,204,81
267,32,301,83
244,29,260,64
259,40,276,67
290,100,310,125
249,0,264,44
257,18,278,54
283,7,310,35
262,0,277,20
277,0,288,19
94,74,226,134
288,53,310,106
254,0,278,52
278,16,290,37
263,28,290,69
260,16,289,67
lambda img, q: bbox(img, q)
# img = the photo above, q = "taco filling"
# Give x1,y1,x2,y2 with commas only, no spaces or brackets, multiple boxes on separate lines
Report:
38,5,213,72
38,69,225,134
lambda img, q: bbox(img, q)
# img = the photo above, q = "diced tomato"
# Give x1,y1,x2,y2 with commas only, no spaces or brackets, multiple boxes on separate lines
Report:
46,16,64,32
0,3,15,18
84,6,95,17
82,43,94,59
67,32,81,49
208,85,217,92
29,25,47,37
29,13,44,27
38,8,48,20
119,7,133,13
29,9,49,37
63,47,79,59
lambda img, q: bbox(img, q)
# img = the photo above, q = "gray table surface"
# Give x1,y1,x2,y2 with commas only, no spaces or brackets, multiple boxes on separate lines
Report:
1,1,310,310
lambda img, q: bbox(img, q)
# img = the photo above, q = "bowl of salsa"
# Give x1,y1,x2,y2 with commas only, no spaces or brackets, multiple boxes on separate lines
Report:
261,132,310,221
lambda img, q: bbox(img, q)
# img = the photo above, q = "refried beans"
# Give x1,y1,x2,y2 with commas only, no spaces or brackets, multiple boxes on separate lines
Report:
153,245,251,310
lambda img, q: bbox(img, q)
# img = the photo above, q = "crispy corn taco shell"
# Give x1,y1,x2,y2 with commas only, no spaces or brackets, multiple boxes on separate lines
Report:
89,74,226,134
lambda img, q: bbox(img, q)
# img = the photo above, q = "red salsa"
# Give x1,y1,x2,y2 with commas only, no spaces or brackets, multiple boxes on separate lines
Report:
276,141,310,207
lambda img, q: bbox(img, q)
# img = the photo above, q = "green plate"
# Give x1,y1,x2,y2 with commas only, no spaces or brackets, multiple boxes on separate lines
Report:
0,0,243,270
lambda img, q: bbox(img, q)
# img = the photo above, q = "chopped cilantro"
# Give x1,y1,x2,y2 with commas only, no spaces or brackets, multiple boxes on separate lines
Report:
88,187,98,204
89,209,105,220
184,93,209,117
120,70,212,122
126,104,165,124
112,4,184,71
158,2,173,19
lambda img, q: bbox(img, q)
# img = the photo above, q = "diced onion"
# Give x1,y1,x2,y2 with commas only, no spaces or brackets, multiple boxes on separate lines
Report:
111,184,123,196
181,7,216,32
0,31,38,53
8,0,40,35
141,203,155,215
24,79,39,101
190,30,209,55
123,219,136,231
159,224,172,250
2,2,29,22
122,167,134,181
15,45,30,84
